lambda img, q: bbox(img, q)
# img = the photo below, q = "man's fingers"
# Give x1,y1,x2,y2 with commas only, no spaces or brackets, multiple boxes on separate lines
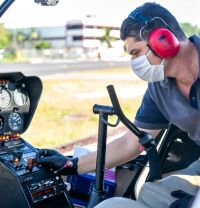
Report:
36,156,52,165
36,149,56,159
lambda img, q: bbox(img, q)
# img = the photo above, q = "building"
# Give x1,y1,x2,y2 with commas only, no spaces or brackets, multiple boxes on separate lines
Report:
9,16,124,59
10,26,66,49
66,16,124,58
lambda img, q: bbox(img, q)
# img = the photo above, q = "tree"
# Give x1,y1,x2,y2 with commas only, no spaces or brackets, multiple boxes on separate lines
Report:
16,31,26,48
0,24,11,49
35,40,51,50
180,22,200,37
28,28,40,48
100,28,117,48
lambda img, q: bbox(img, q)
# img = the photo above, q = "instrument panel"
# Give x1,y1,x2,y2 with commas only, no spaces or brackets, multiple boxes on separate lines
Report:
0,80,30,135
0,74,72,208
0,138,39,176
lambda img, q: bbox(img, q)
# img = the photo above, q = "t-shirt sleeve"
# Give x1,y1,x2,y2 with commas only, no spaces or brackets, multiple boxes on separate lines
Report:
134,89,169,129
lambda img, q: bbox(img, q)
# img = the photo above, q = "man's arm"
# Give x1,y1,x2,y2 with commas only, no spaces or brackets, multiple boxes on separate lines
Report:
77,128,161,174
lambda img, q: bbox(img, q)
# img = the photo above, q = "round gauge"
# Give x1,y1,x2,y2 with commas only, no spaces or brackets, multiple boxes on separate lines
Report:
8,112,23,131
14,89,27,107
0,89,11,108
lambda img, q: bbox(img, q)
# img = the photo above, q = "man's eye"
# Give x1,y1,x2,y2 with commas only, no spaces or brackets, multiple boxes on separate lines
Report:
131,51,139,57
134,51,139,56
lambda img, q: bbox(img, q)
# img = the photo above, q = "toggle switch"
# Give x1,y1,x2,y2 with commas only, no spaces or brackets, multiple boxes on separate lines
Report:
26,158,37,172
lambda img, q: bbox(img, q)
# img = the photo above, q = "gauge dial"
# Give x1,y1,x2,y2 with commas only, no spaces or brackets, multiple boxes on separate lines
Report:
8,112,23,131
0,89,11,108
14,89,27,107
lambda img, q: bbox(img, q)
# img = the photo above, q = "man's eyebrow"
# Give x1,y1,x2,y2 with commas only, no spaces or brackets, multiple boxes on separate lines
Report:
129,49,138,55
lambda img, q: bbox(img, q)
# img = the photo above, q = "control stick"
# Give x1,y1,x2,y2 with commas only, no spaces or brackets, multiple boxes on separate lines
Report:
107,85,162,181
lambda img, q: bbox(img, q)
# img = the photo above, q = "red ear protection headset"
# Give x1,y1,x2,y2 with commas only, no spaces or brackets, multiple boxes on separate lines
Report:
128,8,180,59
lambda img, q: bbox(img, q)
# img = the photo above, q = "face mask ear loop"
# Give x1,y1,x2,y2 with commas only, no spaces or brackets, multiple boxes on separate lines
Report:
146,50,151,57
146,49,164,65
161,59,164,65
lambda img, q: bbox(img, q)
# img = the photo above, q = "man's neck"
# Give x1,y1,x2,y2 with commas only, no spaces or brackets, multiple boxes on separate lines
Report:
165,40,199,87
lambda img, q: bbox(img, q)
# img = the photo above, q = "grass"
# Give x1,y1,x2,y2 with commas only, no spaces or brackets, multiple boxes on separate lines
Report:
22,67,147,148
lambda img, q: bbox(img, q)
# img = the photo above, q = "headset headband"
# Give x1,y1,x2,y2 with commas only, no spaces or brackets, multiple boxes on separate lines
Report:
128,8,151,25
128,8,168,40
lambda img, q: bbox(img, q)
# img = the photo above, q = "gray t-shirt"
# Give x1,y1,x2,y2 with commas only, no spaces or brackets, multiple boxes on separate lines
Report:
134,35,200,144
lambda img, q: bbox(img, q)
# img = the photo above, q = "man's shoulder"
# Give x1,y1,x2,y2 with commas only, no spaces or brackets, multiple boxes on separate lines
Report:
147,79,171,101
147,79,170,91
189,35,200,49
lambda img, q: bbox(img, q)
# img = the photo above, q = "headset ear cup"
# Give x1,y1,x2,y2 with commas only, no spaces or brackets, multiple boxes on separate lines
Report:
148,28,180,59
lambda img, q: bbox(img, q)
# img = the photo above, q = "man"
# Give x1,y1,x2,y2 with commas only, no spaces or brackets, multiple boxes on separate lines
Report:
36,2,200,207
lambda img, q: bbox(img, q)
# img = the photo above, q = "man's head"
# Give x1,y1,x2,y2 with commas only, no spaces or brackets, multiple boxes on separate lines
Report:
121,2,188,83
120,2,186,42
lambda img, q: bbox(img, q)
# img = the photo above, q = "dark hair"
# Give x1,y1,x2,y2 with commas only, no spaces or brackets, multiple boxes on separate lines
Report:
120,2,186,41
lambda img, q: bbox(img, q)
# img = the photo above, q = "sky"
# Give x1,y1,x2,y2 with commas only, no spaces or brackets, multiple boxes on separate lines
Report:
0,0,200,29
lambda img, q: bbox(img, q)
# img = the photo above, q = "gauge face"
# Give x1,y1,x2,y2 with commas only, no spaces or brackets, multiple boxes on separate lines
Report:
14,89,27,107
0,89,11,108
8,112,23,131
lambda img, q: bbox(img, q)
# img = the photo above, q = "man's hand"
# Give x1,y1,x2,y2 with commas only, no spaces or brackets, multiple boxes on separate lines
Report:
35,149,78,175
169,190,194,208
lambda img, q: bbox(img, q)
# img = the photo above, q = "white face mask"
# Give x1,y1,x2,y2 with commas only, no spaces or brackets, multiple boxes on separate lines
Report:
131,50,164,82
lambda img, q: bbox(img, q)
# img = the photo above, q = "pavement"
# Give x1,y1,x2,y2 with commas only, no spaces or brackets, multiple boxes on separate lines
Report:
0,58,131,77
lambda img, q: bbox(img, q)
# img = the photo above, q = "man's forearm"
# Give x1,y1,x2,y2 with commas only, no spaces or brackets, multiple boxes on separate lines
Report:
77,131,141,174
105,130,143,168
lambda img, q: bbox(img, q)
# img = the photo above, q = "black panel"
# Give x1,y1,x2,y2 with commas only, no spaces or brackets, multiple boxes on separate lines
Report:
0,72,73,208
